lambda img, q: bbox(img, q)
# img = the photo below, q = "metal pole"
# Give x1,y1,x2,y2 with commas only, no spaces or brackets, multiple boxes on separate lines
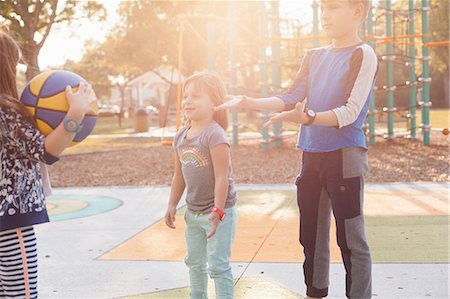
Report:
206,21,215,73
367,4,376,145
228,2,239,147
271,1,282,149
408,0,417,139
312,0,320,47
421,0,431,145
385,0,395,139
175,22,184,131
259,1,270,150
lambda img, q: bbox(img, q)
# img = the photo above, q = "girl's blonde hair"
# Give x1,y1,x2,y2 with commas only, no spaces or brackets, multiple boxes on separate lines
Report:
182,72,228,130
319,0,371,20
0,29,20,100
0,29,36,127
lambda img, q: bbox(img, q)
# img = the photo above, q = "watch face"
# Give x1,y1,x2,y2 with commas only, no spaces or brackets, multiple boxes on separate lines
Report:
307,110,316,117
64,117,82,133
67,120,77,130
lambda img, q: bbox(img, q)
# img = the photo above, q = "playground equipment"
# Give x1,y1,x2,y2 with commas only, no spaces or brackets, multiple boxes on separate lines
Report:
170,0,448,149
363,0,449,145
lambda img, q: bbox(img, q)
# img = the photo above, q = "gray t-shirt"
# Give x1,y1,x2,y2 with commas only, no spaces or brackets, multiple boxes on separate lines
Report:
173,121,237,213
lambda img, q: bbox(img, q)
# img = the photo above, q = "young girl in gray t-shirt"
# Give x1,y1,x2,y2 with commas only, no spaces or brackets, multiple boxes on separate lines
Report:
165,72,237,299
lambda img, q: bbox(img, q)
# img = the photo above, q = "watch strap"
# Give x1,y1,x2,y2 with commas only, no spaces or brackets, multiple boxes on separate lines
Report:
303,108,316,126
63,116,84,133
211,207,226,221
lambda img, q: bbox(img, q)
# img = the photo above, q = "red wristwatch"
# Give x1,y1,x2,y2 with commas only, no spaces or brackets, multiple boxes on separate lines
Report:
211,207,226,221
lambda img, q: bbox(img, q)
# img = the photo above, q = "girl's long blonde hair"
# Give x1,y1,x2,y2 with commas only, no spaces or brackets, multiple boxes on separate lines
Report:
182,72,228,130
0,29,36,126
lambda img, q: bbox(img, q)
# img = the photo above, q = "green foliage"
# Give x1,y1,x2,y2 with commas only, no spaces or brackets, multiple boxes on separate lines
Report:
0,0,106,79
429,0,449,73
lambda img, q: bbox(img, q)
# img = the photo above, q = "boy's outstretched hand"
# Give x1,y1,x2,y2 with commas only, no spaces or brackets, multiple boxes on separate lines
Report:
214,95,250,111
263,99,307,127
165,206,177,229
207,212,220,239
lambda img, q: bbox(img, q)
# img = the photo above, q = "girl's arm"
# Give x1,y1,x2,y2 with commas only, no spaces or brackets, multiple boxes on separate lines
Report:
44,85,95,157
165,154,185,229
0,84,95,164
207,143,230,238
211,144,229,210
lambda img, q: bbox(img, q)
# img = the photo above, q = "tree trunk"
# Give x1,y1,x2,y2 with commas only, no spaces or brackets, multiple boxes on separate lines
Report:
22,43,40,81
117,83,128,128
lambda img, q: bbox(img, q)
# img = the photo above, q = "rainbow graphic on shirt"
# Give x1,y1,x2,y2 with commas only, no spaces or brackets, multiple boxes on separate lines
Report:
180,146,209,168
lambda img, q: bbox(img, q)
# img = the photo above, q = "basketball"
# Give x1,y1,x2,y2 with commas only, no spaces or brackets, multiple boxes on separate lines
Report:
20,70,98,146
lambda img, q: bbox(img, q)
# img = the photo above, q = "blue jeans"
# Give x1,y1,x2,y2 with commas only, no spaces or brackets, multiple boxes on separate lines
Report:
184,205,237,299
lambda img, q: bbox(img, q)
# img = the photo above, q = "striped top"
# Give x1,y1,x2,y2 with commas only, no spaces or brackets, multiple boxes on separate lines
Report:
277,42,379,152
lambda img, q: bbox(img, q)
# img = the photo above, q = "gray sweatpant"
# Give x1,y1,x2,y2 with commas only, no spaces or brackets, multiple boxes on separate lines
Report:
296,147,372,298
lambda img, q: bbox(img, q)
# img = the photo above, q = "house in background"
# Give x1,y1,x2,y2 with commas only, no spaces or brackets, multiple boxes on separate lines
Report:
110,66,183,109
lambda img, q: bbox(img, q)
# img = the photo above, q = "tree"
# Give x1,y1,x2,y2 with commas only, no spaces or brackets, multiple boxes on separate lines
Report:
0,0,106,80
63,40,112,102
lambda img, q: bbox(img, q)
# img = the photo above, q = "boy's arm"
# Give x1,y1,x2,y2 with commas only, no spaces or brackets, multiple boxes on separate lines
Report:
244,96,285,112
311,110,340,126
266,47,378,128
274,49,312,111
330,47,378,128
216,50,313,112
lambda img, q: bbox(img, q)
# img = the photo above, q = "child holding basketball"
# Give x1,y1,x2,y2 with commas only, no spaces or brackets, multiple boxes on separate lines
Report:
165,73,237,299
0,30,95,298
216,1,377,298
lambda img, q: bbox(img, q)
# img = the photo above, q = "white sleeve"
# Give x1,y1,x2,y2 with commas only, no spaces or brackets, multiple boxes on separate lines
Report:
332,45,378,128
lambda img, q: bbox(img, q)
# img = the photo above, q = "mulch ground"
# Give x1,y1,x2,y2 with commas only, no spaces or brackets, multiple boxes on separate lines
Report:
48,132,449,187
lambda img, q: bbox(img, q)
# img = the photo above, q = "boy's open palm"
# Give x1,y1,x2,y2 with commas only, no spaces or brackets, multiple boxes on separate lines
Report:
264,99,307,127
214,95,247,111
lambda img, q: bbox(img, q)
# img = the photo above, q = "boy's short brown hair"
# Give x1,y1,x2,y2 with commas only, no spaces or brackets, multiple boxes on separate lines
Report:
349,0,371,19
319,0,372,20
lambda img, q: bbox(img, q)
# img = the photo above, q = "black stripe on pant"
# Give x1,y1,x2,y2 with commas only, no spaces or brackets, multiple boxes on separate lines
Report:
0,226,38,299
296,148,372,299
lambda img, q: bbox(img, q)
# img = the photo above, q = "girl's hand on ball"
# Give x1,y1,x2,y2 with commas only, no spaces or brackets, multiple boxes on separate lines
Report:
66,83,96,115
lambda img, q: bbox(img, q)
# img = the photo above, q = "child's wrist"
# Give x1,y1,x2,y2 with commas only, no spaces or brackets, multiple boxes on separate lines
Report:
243,96,254,109
211,207,226,221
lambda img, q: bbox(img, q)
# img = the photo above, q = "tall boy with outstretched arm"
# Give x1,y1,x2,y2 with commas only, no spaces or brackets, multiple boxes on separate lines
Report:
216,1,378,298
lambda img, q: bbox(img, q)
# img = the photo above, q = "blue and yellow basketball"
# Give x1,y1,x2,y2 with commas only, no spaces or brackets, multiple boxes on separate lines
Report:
20,70,98,146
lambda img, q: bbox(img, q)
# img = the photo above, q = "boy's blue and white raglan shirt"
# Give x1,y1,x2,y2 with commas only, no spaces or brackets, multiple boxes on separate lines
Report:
277,42,378,152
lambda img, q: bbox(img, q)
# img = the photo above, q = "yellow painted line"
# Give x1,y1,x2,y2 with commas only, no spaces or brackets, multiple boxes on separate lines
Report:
47,199,89,216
